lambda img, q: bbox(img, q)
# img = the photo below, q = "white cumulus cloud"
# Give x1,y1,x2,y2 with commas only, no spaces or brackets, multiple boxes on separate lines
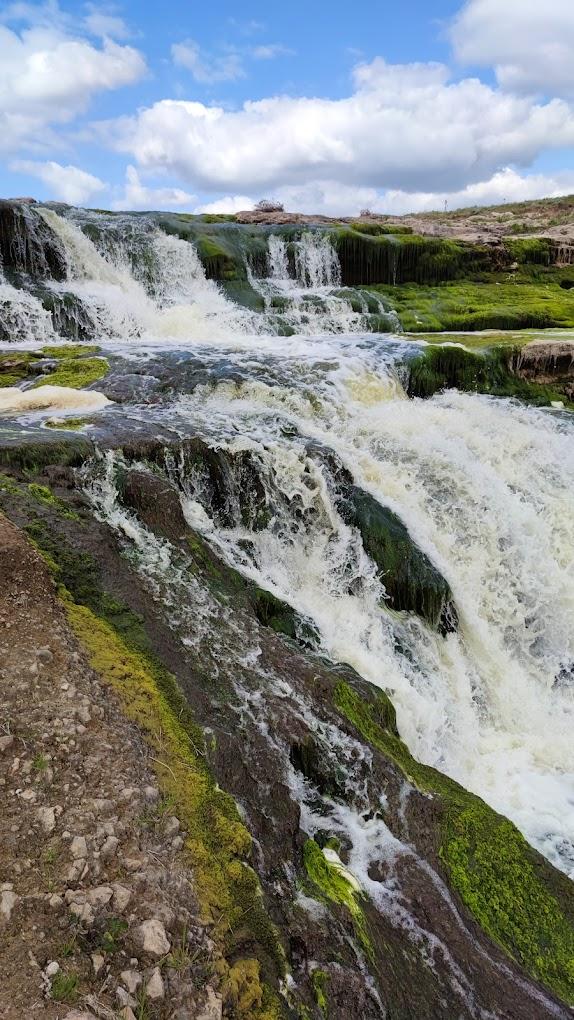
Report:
451,0,574,97
0,20,146,151
108,58,574,196
112,165,195,210
10,159,106,203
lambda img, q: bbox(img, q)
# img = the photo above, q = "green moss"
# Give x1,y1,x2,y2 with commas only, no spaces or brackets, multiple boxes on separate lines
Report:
26,483,79,520
0,471,19,494
333,230,491,287
0,436,92,473
371,277,574,333
0,351,43,387
349,222,414,236
407,344,571,407
333,681,574,1005
339,487,457,634
503,238,552,265
41,344,101,358
45,416,93,431
303,839,372,960
311,970,329,1014
33,356,108,390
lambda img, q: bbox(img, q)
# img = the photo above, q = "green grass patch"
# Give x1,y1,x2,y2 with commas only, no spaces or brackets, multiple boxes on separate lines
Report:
50,971,79,1003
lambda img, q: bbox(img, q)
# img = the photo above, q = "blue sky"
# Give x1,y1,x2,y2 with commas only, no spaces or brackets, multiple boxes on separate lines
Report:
2,0,574,214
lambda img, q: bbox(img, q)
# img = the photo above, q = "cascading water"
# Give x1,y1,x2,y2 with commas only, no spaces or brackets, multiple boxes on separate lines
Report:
159,351,574,879
1,205,573,890
37,209,257,341
250,232,399,335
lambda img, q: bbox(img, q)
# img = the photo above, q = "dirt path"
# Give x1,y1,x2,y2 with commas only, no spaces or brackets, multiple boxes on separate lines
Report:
0,514,221,1020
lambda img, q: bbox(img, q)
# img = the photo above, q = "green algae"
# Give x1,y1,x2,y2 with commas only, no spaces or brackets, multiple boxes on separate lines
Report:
0,351,43,387
41,344,101,358
372,277,574,333
33,356,109,390
407,344,571,407
303,839,373,961
332,230,490,287
333,681,574,1005
45,417,93,431
26,483,79,520
311,969,329,1014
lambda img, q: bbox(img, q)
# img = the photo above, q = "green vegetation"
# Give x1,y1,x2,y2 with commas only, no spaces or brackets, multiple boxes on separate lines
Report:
26,482,79,519
45,416,93,431
303,839,372,960
311,969,329,1014
332,229,492,287
33,355,108,390
98,916,128,954
333,681,574,1006
371,276,574,332
407,344,571,407
349,222,414,236
50,971,79,1003
0,351,42,387
41,344,101,358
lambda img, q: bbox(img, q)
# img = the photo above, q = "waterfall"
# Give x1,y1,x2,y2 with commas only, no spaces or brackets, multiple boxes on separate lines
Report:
0,267,56,343
163,355,574,879
35,209,257,342
251,231,398,335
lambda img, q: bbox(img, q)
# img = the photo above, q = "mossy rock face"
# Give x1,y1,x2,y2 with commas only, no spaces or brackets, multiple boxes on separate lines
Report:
339,485,458,634
334,680,574,1008
332,229,492,287
33,355,109,390
407,344,572,406
0,351,43,387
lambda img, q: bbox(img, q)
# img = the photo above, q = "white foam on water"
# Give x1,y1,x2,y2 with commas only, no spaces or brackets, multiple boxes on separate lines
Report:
172,356,574,877
0,384,111,415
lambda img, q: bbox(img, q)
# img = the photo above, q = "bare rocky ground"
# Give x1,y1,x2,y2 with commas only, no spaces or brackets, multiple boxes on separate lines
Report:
0,514,222,1020
236,194,574,244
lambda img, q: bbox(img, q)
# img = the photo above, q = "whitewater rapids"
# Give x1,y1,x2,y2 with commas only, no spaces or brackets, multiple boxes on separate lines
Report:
1,207,573,878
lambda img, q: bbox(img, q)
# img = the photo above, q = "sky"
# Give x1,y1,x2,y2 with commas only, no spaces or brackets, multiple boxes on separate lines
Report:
2,0,574,215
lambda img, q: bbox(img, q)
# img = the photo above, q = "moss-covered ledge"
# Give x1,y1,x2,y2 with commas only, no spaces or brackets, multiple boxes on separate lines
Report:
406,343,573,407
334,681,574,1007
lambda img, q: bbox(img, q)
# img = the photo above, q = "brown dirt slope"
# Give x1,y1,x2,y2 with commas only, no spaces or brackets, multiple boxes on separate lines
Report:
0,513,222,1020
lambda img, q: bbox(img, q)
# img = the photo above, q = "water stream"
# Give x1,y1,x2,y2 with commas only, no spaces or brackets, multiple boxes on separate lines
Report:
1,205,573,886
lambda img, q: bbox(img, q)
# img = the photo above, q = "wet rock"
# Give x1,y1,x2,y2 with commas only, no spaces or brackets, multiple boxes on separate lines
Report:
339,485,458,634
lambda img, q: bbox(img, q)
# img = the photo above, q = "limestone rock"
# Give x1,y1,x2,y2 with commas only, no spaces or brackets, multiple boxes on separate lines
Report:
134,918,170,958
